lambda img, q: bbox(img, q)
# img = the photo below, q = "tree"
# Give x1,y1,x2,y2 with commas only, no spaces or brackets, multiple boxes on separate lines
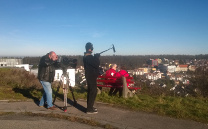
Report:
189,66,208,97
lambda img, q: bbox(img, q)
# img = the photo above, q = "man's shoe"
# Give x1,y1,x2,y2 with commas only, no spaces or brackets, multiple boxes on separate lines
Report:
86,109,98,114
47,106,57,110
93,107,97,111
39,103,47,108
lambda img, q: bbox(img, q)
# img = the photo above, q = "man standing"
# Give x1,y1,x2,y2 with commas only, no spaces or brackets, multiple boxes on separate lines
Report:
38,51,58,110
83,42,100,114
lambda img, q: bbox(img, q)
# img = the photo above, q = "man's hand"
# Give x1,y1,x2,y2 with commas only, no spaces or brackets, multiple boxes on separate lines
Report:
55,55,58,61
94,53,100,58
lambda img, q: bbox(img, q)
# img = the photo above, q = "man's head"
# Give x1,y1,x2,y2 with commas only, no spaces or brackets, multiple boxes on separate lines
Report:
49,51,58,61
111,64,117,70
85,42,93,52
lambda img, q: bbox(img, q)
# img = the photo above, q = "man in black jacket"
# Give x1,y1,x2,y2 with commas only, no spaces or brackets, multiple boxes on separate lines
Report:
38,51,58,110
83,42,100,114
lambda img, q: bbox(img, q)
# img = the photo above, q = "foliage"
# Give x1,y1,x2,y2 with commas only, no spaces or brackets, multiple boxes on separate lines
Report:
189,67,208,97
0,68,42,100
0,68,42,89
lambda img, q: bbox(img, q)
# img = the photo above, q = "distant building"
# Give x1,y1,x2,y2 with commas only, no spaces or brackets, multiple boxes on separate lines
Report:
169,75,176,80
174,60,179,65
167,65,176,73
188,65,196,71
0,58,22,67
143,68,151,73
15,64,31,71
133,68,144,75
147,59,158,67
157,58,162,64
175,65,188,72
145,72,162,80
163,58,169,64
0,58,31,71
183,79,190,85
158,64,168,73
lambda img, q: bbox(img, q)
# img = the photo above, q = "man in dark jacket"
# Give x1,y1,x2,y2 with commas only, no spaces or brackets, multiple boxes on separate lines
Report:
83,42,100,114
38,51,58,110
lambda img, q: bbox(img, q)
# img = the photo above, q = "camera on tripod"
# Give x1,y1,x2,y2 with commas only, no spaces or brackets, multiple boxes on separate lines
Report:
53,56,78,110
57,56,77,68
56,56,77,74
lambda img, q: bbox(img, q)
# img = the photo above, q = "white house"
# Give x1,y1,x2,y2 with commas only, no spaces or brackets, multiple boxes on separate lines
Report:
175,65,188,72
145,73,161,80
54,69,75,87
167,65,176,73
133,68,144,75
15,64,30,71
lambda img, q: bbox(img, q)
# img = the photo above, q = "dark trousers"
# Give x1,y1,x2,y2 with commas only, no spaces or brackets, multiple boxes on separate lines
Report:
112,87,122,97
109,87,115,96
109,83,122,97
86,76,97,111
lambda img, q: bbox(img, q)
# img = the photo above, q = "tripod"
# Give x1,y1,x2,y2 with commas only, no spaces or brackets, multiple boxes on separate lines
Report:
53,71,77,112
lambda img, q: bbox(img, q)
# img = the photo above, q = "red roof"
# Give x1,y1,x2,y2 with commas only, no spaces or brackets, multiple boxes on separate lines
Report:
179,65,188,68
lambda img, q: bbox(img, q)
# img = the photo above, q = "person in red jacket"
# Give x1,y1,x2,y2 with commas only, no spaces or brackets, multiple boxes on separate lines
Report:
105,64,117,96
113,66,130,96
106,64,117,78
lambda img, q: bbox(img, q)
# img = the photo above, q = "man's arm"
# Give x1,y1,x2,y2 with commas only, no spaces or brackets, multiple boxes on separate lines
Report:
39,55,55,67
85,55,100,69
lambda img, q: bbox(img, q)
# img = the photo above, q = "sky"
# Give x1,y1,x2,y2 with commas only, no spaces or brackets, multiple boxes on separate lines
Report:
0,0,208,57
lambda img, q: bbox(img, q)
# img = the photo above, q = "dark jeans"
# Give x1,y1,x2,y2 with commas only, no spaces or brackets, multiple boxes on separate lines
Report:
109,87,115,96
109,83,122,97
86,76,97,112
112,87,122,97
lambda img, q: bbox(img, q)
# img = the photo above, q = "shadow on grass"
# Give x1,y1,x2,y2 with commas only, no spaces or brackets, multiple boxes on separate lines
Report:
12,87,41,106
53,86,86,113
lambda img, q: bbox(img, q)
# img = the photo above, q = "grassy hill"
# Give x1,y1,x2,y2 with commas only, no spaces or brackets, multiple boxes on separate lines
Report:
0,68,207,123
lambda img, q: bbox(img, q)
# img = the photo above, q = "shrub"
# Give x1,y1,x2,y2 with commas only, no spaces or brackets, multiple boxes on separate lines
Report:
0,68,41,89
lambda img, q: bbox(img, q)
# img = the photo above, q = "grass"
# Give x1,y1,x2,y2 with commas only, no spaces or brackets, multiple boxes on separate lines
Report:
0,68,208,124
0,87,27,100
67,88,208,123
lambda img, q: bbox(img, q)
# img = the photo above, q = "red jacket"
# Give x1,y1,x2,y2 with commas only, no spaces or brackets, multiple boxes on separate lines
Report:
115,70,130,86
105,68,117,80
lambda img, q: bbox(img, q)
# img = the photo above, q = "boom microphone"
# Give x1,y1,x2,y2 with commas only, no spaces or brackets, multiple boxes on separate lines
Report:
112,44,116,53
99,44,116,55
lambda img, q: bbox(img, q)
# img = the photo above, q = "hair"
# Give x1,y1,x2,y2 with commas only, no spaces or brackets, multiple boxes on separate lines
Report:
49,51,55,56
111,64,117,68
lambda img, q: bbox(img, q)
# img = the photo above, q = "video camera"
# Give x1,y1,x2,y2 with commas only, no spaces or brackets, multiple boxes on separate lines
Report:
57,56,77,74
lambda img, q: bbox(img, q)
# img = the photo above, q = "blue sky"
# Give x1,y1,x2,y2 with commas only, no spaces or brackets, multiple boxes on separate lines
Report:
0,0,207,56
